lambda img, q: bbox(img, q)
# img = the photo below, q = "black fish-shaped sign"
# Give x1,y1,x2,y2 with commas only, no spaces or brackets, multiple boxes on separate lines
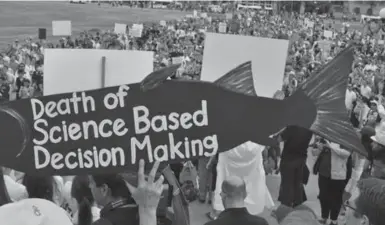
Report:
0,45,363,175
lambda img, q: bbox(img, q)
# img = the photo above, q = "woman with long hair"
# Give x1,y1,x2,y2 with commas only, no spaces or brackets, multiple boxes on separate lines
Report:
70,176,100,225
22,175,55,202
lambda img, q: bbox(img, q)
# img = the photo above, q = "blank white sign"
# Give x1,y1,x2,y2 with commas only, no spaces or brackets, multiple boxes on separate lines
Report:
52,20,72,36
114,23,127,34
201,33,289,98
43,49,153,95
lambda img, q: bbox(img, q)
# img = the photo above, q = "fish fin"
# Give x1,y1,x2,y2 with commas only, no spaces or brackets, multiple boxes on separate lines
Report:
214,61,257,96
294,45,366,156
140,64,182,92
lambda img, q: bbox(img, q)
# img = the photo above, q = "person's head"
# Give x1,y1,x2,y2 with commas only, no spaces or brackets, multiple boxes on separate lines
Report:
220,176,247,209
345,178,385,225
280,210,320,225
89,174,134,207
71,176,94,225
22,175,54,202
17,64,25,74
23,79,30,87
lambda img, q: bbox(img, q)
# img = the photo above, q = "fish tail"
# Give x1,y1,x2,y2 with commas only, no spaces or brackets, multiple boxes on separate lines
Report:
291,45,365,155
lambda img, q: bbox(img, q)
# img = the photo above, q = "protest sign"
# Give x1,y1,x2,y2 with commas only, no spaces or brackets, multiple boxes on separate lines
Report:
193,10,198,17
379,40,385,45
129,24,143,37
52,21,72,36
306,21,314,29
201,33,289,98
129,28,142,37
172,56,183,65
219,23,227,33
226,13,233,20
114,23,127,34
200,13,207,18
0,48,365,175
43,49,153,95
160,20,166,26
323,30,333,39
38,28,46,40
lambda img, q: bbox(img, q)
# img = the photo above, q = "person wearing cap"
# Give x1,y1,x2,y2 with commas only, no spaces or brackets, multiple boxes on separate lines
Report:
205,176,268,225
370,122,385,179
344,178,385,225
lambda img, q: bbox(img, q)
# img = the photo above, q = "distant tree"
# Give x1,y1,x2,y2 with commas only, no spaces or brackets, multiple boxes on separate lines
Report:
354,7,361,15
367,8,373,16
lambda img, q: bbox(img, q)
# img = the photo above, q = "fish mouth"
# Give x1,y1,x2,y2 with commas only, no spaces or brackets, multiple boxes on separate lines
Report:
0,106,30,159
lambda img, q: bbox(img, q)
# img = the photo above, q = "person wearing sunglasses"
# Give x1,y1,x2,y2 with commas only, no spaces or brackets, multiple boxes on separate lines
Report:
344,178,385,225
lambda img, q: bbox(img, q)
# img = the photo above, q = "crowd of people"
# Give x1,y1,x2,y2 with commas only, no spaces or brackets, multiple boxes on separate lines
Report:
0,2,385,225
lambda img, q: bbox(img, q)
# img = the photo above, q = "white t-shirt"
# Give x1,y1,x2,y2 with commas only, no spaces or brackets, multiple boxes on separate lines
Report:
3,175,28,201
360,85,372,99
345,89,357,111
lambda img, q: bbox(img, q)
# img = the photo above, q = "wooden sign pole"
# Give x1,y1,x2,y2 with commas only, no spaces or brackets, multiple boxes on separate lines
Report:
101,56,106,88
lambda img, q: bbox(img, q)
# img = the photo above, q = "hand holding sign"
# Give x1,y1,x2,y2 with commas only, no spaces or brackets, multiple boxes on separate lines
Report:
126,159,164,210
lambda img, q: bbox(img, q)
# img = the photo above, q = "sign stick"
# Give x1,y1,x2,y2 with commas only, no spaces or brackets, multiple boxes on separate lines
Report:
101,56,106,88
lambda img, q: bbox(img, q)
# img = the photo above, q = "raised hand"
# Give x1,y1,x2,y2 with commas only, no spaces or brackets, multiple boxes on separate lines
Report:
126,159,164,210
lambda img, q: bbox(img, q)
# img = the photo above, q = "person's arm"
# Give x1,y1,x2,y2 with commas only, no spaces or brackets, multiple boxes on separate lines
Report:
139,208,157,225
126,160,164,225
345,153,366,194
328,142,351,158
377,103,385,119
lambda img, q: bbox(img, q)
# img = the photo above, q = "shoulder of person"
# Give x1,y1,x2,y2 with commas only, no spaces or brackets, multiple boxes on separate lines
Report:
247,214,269,225
91,218,113,225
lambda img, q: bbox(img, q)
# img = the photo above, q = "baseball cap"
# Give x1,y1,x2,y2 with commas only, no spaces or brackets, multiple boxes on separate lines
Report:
0,198,72,225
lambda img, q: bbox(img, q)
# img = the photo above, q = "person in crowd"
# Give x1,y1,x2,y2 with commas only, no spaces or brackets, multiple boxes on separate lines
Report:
344,178,385,225
88,173,138,225
0,159,163,225
0,169,12,206
71,175,100,225
212,142,274,220
370,122,385,179
274,204,320,225
277,125,312,208
2,167,27,202
312,140,352,225
205,176,268,225
22,175,55,202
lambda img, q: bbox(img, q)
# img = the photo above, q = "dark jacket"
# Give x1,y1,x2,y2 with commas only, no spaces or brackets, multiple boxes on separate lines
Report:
204,208,268,225
92,199,138,225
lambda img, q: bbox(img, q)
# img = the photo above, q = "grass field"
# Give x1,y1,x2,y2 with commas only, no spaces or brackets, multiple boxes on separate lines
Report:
0,1,188,49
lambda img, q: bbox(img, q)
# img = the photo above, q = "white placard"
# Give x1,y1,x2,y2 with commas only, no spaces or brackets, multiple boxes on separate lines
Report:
306,21,314,29
219,22,227,33
43,49,153,95
160,20,166,26
114,23,127,34
226,13,233,20
193,10,198,17
172,56,184,65
201,33,289,98
201,13,207,18
52,21,72,36
323,30,333,39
